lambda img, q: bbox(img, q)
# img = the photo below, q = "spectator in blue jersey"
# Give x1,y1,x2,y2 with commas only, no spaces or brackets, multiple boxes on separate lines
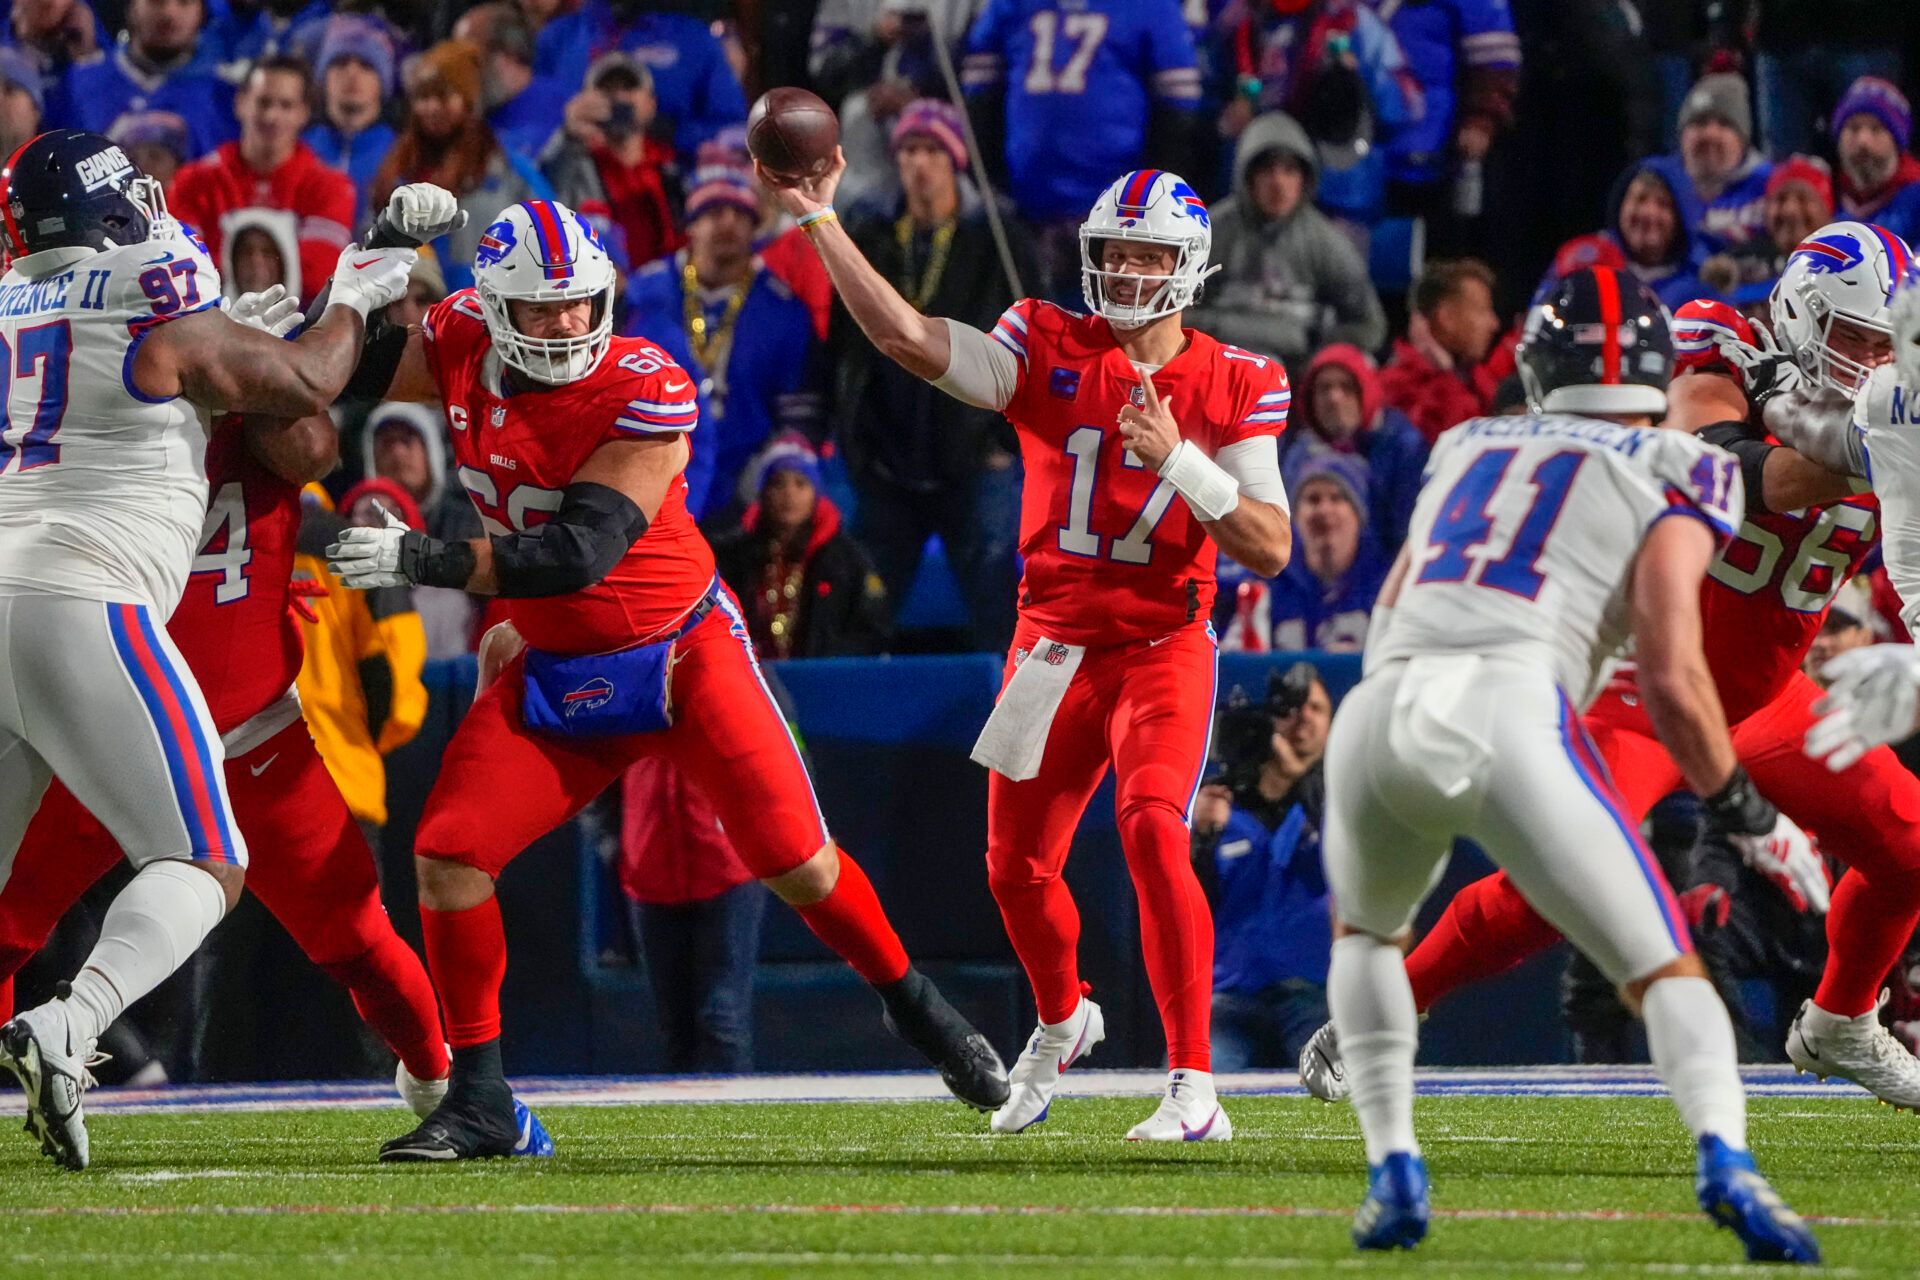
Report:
109,108,190,186
1643,72,1772,256
621,168,820,525
1269,452,1387,652
300,16,396,228
202,0,327,70
961,0,1203,296
1279,343,1426,557
1700,157,1833,304
1541,162,1710,314
1371,0,1520,232
1192,663,1335,1070
534,0,748,156
1190,111,1386,379
1209,0,1421,229
50,0,235,159
4,0,107,97
0,48,45,158
453,2,566,164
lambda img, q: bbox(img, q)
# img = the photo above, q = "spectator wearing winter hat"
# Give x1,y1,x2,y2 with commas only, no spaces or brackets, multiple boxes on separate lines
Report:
1832,76,1920,243
50,0,236,159
454,1,568,164
0,47,43,158
828,98,1033,653
301,15,398,227
1701,156,1835,301
542,49,681,274
712,433,890,660
621,168,820,524
361,401,483,658
1266,453,1388,653
1542,162,1710,314
1278,344,1427,557
1643,71,1772,255
109,108,190,187
373,38,553,293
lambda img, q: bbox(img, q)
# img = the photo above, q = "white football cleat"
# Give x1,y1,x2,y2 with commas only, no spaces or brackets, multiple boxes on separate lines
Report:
396,1050,452,1119
1126,1068,1232,1142
1786,994,1920,1111
0,997,99,1170
990,997,1105,1134
1299,1020,1350,1102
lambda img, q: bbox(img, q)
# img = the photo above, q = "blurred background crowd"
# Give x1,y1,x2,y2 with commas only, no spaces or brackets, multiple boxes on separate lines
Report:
10,0,1920,1080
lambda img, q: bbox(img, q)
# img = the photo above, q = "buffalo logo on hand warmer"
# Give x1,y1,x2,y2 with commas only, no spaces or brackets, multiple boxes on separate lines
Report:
476,218,518,269
562,676,615,715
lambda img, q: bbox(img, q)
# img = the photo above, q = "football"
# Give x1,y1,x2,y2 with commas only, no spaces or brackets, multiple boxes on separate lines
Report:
747,86,840,187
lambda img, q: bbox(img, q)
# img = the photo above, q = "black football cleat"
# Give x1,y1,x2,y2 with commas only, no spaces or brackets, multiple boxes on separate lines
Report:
878,967,1011,1111
379,1042,523,1162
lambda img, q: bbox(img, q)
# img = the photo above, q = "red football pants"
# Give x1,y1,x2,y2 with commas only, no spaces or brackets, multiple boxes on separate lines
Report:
1407,670,1920,1018
0,717,447,1079
986,621,1217,1070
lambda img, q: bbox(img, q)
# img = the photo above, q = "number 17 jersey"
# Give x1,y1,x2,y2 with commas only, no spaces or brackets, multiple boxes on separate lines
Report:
990,299,1289,646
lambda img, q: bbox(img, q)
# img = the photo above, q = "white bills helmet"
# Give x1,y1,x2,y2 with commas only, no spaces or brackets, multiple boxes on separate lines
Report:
1079,169,1219,328
472,198,616,385
1770,220,1910,393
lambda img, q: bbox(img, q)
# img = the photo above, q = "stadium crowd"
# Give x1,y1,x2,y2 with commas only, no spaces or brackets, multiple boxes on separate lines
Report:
10,0,1920,1079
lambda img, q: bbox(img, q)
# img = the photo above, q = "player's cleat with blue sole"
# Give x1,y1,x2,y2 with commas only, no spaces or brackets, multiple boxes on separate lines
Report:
511,1099,554,1158
878,967,1010,1112
381,1069,552,1162
1696,1135,1820,1264
1352,1152,1429,1251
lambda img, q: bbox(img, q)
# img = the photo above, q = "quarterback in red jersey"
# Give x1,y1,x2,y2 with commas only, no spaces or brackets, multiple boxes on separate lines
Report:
0,404,470,1124
772,151,1293,1140
1300,222,1920,1112
328,198,1008,1161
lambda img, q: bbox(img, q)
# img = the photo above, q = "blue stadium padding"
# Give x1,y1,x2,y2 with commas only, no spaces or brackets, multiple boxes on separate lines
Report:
1368,215,1425,296
891,535,970,633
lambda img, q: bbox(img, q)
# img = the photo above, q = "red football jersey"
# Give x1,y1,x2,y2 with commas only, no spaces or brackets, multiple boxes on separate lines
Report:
179,418,305,734
989,300,1290,646
1665,299,1882,721
422,290,715,654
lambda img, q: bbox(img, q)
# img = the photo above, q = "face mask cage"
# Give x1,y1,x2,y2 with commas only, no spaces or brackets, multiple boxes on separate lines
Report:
480,281,615,385
1079,228,1207,328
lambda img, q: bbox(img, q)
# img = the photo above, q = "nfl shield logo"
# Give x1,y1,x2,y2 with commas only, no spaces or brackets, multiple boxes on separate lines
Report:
1129,385,1147,408
1044,643,1070,666
1014,647,1030,665
491,406,507,427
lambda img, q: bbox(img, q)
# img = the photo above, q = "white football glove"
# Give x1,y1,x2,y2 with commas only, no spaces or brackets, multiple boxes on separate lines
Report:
1763,383,1867,478
225,282,301,338
326,503,413,588
1808,643,1920,772
1893,262,1920,388
1726,811,1830,915
327,244,417,320
386,183,468,243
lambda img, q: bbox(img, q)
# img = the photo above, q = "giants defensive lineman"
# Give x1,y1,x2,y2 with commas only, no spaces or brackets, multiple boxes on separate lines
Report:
1324,269,1817,1262
0,129,414,1169
773,151,1293,1139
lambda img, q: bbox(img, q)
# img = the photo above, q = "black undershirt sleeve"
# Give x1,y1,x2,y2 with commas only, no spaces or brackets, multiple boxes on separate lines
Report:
1697,421,1774,516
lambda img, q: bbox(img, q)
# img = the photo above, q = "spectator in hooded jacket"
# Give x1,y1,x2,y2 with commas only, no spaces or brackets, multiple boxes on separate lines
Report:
170,55,356,308
1278,343,1426,555
534,0,747,155
361,401,482,659
1701,156,1834,303
300,16,397,227
1540,162,1710,314
52,0,235,158
1379,257,1505,442
1190,110,1386,380
1643,71,1772,255
712,434,890,661
541,49,681,274
1831,77,1920,243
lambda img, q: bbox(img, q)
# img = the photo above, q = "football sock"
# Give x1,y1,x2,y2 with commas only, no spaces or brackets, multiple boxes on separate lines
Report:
1118,803,1213,1070
1406,872,1563,1012
421,895,508,1050
989,862,1084,1026
794,850,910,987
1815,868,1920,1017
63,860,227,1046
320,933,451,1083
1329,933,1422,1165
450,1037,506,1086
0,974,11,1020
1643,975,1747,1149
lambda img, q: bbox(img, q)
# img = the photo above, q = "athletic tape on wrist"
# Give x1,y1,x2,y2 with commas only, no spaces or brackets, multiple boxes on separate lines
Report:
1158,439,1241,523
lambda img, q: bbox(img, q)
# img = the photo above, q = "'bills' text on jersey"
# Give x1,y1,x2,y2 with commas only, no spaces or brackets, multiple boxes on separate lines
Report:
990,299,1289,646
421,290,714,654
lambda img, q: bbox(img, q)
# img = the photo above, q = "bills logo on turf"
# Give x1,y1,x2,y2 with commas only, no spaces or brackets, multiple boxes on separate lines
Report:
475,219,518,269
1049,367,1081,399
563,676,615,715
1044,643,1070,666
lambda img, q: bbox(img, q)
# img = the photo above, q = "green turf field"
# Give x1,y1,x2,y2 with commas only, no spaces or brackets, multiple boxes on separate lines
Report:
0,1096,1913,1278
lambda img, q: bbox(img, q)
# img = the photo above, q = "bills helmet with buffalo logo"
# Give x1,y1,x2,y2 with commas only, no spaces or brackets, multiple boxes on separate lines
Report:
1771,220,1910,394
471,198,616,385
1079,169,1219,328
0,129,172,261
1517,265,1674,418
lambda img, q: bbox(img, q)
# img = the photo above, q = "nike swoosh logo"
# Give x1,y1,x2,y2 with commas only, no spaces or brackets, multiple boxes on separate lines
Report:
351,255,385,270
1181,1108,1220,1141
1058,1022,1091,1074
664,381,689,392
249,754,279,777
516,1111,533,1151
1147,635,1174,647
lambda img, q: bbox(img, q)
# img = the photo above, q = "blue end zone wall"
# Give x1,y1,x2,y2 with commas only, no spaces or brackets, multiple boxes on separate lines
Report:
379,653,1570,1074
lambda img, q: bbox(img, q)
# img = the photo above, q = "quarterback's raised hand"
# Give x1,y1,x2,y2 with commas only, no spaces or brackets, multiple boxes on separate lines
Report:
756,146,845,219
1117,374,1180,472
1808,644,1920,772
328,244,417,320
385,183,467,244
226,283,301,338
326,503,414,588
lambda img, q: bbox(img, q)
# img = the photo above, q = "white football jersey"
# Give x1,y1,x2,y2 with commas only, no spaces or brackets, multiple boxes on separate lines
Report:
0,227,222,612
1368,415,1743,709
1855,364,1920,632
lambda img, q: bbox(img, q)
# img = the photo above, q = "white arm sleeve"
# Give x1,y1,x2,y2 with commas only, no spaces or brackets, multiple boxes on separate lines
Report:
1859,370,1920,631
1216,436,1289,513
932,317,1020,412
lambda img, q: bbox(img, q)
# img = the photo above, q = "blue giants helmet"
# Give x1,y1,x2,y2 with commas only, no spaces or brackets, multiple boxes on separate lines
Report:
1518,265,1673,418
471,198,616,385
0,129,172,261
1079,169,1218,329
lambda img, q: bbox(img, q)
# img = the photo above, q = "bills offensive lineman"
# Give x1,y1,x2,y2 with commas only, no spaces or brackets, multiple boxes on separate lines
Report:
0,130,414,1169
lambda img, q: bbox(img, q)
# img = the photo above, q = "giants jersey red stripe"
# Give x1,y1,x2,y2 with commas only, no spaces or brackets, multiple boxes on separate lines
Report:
177,419,304,734
993,300,1289,645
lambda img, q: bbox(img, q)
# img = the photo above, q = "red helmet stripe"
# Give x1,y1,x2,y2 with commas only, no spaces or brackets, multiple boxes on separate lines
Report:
0,132,47,260
1594,265,1623,384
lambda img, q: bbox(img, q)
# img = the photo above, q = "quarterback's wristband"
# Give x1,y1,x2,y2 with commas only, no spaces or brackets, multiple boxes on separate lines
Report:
797,206,837,232
1703,763,1777,837
398,530,477,590
1158,439,1241,523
